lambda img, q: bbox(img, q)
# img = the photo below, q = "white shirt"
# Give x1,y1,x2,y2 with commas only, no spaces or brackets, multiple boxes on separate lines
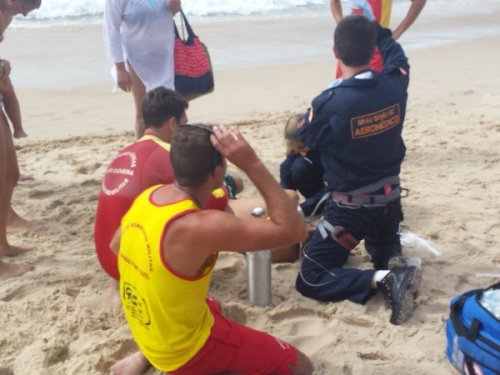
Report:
104,0,176,91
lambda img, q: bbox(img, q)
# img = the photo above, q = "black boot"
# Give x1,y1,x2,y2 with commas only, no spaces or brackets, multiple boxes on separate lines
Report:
377,266,421,325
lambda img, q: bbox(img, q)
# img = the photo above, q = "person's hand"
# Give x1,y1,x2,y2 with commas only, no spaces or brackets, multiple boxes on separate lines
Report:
392,28,403,40
211,125,258,171
116,66,131,92
167,0,181,14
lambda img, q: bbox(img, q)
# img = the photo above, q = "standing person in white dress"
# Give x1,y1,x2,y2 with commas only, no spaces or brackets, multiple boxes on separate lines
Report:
104,0,181,138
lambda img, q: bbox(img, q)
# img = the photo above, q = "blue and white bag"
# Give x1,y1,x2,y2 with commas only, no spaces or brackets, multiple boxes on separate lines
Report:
446,282,500,375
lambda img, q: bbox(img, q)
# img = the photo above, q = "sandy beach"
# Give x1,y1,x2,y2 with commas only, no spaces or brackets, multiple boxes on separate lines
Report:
1,9,500,375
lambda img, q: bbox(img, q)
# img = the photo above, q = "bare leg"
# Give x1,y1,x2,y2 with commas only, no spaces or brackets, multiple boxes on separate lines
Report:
5,138,42,234
1,130,42,234
109,351,151,375
127,62,146,139
7,206,44,233
271,243,300,263
0,111,34,272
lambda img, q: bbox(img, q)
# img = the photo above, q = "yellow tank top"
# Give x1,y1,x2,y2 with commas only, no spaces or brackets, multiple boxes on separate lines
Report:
377,0,393,28
118,185,217,372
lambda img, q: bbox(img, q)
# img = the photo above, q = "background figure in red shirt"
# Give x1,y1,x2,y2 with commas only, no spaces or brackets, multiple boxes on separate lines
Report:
330,0,426,77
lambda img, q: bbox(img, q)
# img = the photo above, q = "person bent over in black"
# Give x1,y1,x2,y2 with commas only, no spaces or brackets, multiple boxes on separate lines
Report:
295,10,420,325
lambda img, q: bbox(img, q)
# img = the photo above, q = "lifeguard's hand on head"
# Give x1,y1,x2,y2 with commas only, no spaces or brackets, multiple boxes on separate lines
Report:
211,126,259,171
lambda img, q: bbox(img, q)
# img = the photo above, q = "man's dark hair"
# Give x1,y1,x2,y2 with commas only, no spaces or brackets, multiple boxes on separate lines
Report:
170,124,223,187
142,87,188,129
334,15,377,67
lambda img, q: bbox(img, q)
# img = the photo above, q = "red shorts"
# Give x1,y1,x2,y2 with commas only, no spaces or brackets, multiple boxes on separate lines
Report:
170,298,297,375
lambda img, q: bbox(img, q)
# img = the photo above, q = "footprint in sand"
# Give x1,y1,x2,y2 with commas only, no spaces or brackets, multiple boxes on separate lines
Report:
80,179,101,187
338,314,376,328
13,337,70,372
28,189,54,199
76,162,103,176
269,307,318,323
1,284,42,302
358,351,390,361
48,199,64,209
76,166,89,175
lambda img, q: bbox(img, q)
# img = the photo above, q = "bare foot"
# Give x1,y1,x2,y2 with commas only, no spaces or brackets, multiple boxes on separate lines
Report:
0,243,35,257
0,260,34,279
13,128,28,138
19,173,35,182
110,352,150,375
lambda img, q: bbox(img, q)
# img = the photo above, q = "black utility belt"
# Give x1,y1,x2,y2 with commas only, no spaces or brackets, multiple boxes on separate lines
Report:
331,186,401,207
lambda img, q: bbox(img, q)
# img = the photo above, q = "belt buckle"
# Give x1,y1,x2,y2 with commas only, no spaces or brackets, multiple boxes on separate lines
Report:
334,199,361,209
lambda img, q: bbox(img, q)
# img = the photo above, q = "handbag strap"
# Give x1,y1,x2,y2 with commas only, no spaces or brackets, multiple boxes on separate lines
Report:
174,9,195,44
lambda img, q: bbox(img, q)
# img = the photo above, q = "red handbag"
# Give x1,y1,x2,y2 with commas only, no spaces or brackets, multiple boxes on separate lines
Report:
174,10,214,100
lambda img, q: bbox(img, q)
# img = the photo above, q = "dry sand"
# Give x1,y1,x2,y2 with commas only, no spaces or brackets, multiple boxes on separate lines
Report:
1,17,500,375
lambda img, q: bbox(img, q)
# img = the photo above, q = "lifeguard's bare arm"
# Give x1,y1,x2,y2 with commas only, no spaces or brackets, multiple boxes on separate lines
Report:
330,0,343,23
392,0,426,40
201,126,308,253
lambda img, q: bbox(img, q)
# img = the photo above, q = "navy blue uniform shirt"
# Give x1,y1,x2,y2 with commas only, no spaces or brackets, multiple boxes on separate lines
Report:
298,25,410,192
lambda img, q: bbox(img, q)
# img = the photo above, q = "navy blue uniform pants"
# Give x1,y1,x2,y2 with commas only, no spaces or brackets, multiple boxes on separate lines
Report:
296,198,403,304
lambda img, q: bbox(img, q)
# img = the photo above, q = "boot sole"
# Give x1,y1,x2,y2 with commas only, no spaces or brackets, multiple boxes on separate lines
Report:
391,266,422,325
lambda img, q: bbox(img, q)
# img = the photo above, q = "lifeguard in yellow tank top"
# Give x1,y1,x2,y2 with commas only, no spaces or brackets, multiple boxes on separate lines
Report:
118,185,218,373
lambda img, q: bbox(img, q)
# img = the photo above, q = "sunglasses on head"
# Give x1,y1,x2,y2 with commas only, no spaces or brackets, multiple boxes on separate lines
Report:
183,124,223,170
